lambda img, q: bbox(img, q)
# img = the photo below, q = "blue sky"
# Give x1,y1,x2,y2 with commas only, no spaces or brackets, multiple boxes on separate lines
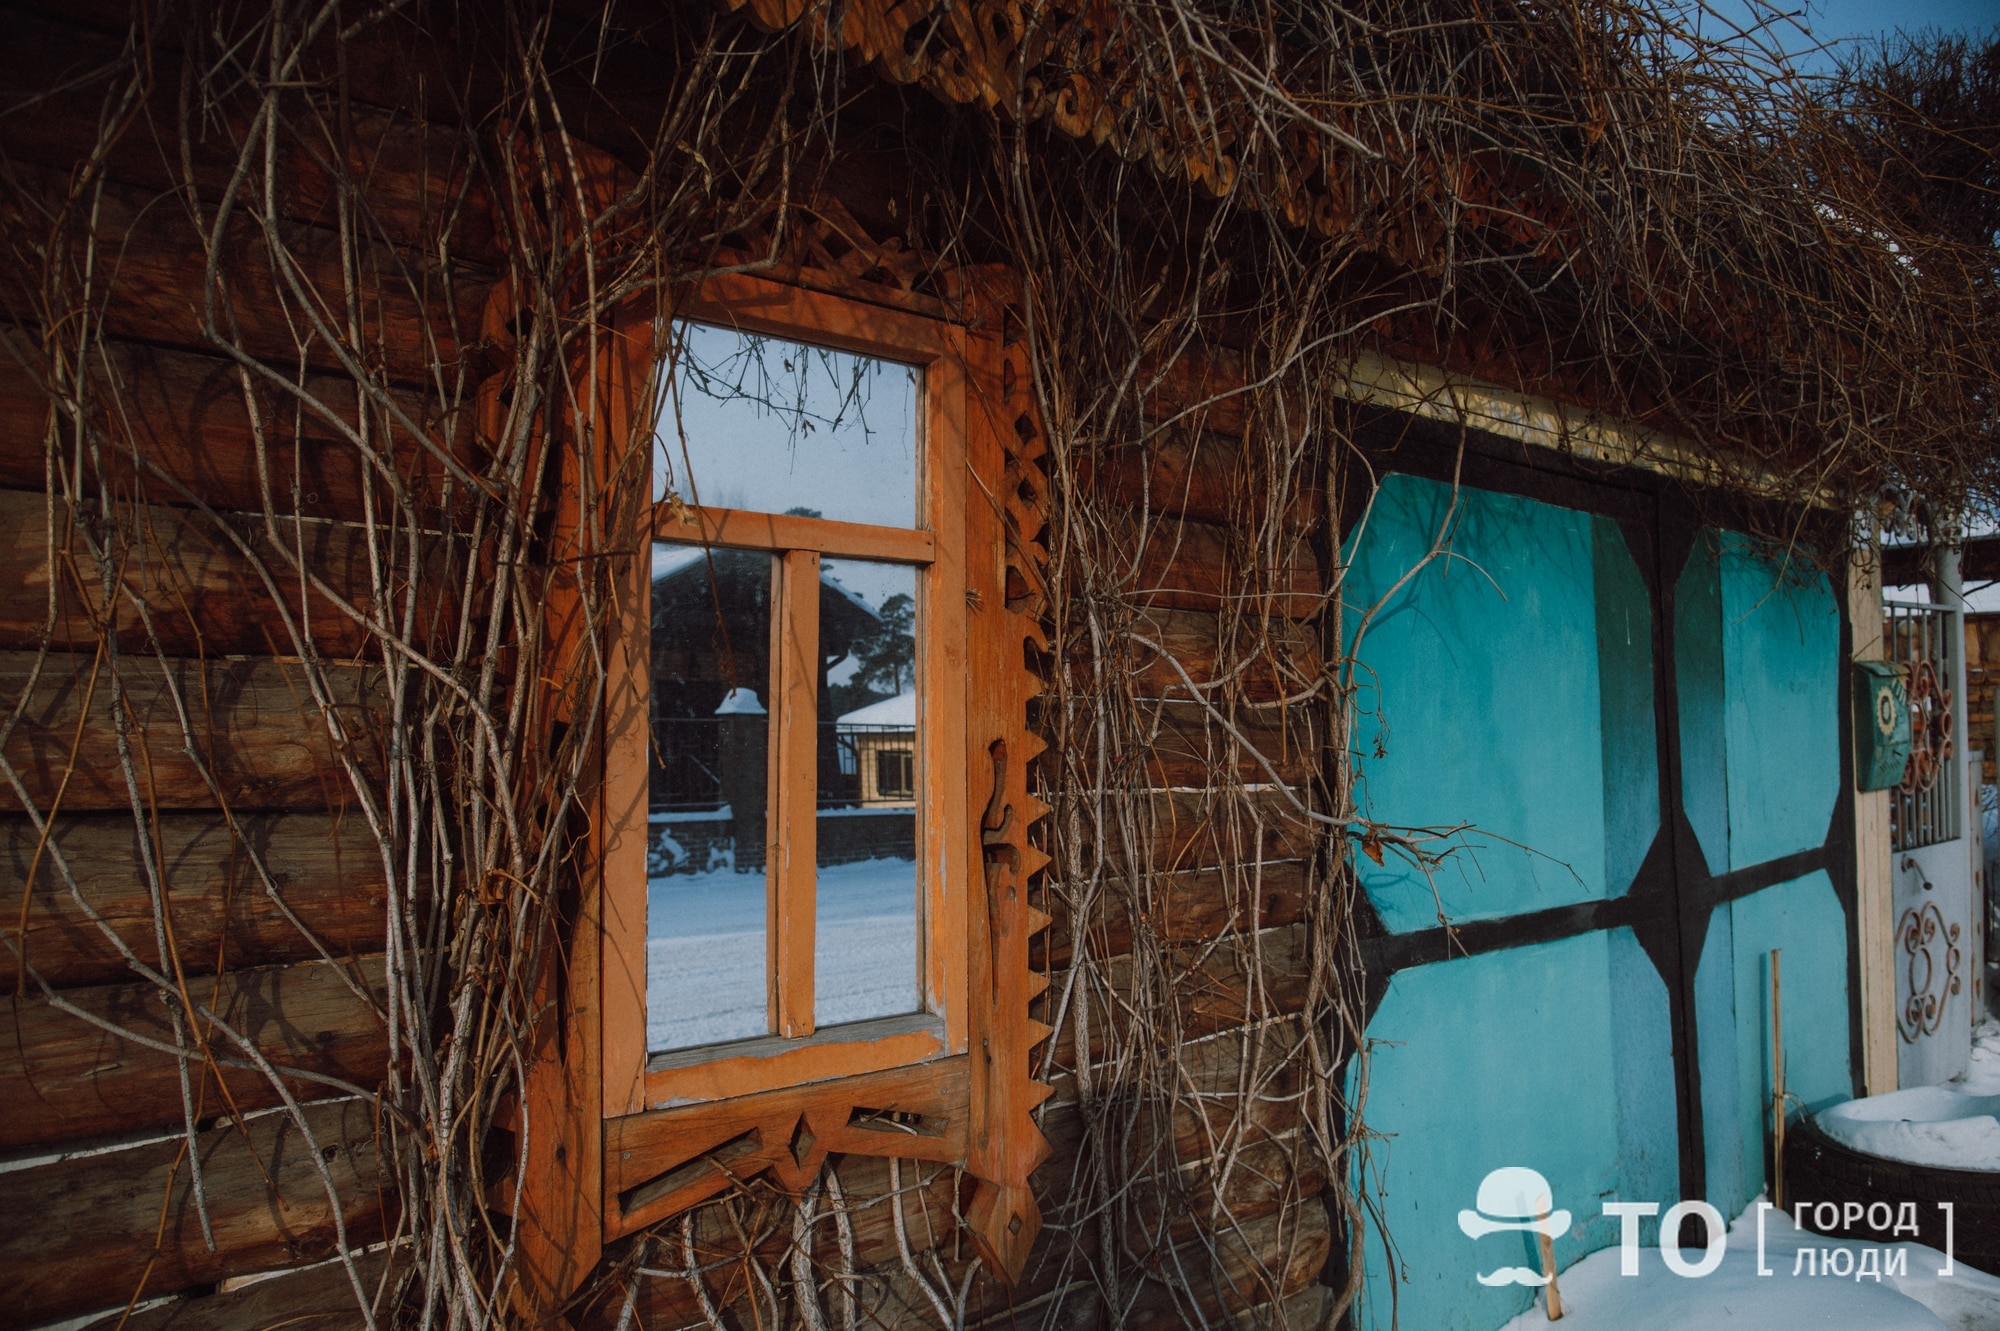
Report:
1706,0,1997,71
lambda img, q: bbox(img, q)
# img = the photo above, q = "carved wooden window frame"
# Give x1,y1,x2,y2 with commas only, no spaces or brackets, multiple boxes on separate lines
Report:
591,269,1054,1281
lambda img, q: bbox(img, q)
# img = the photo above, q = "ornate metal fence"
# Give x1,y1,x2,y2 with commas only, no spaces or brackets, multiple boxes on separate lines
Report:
1885,598,1960,850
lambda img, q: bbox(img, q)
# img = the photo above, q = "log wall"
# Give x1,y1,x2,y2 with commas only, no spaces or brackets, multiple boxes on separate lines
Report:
0,5,484,1324
0,5,1336,1327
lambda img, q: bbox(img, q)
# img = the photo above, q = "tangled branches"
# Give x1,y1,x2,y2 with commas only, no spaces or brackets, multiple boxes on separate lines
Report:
0,0,1994,1329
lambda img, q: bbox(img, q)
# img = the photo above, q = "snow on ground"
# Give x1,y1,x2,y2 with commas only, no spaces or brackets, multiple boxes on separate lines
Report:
647,858,919,1051
1499,1199,2000,1331
1816,1023,2000,1171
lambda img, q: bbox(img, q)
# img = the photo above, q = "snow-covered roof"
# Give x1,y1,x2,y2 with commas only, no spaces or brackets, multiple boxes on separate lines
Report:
714,687,766,716
652,545,884,628
837,691,914,727
652,544,707,582
819,568,879,623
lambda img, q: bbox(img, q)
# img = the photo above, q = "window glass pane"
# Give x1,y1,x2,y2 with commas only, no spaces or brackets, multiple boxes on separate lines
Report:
653,321,918,528
817,559,921,1026
647,541,771,1052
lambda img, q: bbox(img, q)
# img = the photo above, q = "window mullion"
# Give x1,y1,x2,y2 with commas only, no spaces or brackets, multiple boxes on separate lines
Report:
768,549,820,1038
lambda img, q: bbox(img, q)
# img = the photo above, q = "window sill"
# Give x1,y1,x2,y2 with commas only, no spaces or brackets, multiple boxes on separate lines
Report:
644,1011,948,1107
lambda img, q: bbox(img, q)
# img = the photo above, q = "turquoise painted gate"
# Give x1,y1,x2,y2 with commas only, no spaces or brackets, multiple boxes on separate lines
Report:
1338,432,1854,1331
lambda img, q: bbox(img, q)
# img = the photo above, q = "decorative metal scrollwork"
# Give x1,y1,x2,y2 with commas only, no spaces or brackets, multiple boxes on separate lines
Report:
1901,658,1955,793
1897,900,1963,1042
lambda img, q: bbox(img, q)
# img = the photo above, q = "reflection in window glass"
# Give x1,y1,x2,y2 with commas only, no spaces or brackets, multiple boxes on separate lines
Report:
817,559,920,1027
653,321,918,528
646,541,771,1052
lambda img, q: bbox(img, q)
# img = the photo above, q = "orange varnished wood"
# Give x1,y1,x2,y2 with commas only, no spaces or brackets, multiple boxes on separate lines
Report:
958,288,1055,1283
769,548,820,1039
605,1056,970,1239
921,325,972,1053
508,138,660,1309
601,267,1051,1285
656,504,935,564
646,1020,949,1107
675,272,954,366
601,395,655,1122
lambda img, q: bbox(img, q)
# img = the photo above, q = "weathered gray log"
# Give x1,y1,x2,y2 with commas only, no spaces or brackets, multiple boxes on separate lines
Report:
0,1095,388,1326
91,1251,391,1331
0,955,390,1149
1,812,393,989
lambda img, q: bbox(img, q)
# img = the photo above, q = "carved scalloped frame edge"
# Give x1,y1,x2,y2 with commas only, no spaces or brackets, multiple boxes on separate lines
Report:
959,268,1055,1283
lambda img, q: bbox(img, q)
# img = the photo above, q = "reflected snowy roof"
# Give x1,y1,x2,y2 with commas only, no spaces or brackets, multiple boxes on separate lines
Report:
653,545,882,622
837,691,914,727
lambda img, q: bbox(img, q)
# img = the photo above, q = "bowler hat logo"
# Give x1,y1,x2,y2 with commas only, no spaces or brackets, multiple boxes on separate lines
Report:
1458,1166,1570,1287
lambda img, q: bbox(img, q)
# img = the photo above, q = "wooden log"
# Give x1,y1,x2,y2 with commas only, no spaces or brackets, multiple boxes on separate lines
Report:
0,1095,388,1326
85,1250,393,1331
0,650,388,813
1101,1199,1331,1329
0,11,501,262
1173,1132,1329,1236
1078,789,1321,876
1044,924,1312,1070
1120,606,1324,706
1035,859,1312,969
957,1197,1330,1331
1141,698,1318,790
1039,1019,1314,1168
1079,428,1323,530
0,954,390,1149
1040,699,1312,791
1012,1100,1320,1232
0,337,477,523
6,163,490,384
1142,347,1250,439
1126,517,1322,618
1168,1019,1320,1165
1,812,392,989
0,488,468,659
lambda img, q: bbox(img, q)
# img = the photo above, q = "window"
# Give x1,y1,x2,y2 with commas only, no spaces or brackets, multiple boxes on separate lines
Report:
601,274,971,1096
644,320,931,1053
874,746,915,801
590,269,1049,1282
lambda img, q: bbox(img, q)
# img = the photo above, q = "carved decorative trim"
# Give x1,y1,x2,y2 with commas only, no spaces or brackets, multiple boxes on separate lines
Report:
712,0,1554,267
600,211,1055,1281
960,284,1055,1280
711,197,960,319
604,1059,972,1237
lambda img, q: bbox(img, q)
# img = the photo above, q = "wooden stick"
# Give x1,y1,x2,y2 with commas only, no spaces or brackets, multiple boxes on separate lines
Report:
1537,1208,1564,1320
1772,948,1786,1211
